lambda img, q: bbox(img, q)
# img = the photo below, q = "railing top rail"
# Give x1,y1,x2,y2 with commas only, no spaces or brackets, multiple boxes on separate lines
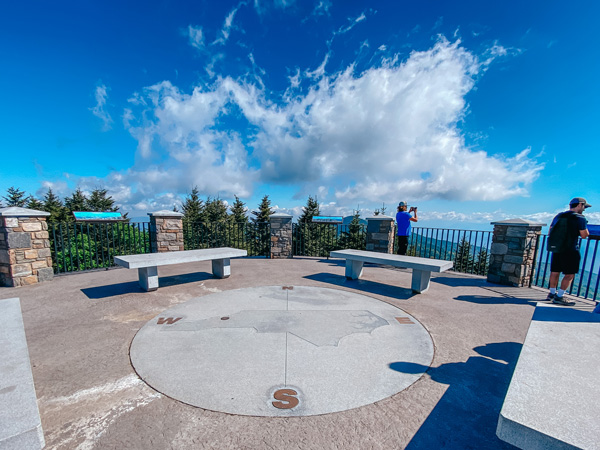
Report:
411,226,493,233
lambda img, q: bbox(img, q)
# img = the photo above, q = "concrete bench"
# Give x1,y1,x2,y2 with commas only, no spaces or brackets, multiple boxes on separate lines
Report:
0,298,45,449
329,249,453,293
496,303,600,449
114,247,247,291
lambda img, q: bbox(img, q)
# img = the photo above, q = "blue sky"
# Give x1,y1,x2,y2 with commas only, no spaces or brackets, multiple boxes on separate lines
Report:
1,0,598,228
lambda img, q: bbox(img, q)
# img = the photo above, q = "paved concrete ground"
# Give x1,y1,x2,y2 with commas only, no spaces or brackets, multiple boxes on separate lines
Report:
2,257,595,449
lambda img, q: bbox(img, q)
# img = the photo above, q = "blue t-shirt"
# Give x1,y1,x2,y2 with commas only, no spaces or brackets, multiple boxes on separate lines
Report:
396,211,412,236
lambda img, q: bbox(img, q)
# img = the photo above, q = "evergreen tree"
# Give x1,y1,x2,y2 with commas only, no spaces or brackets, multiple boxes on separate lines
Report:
64,188,88,214
298,195,320,224
374,203,387,216
453,237,475,273
181,187,205,250
86,188,118,212
181,187,205,223
251,195,274,224
43,188,67,222
204,196,229,223
3,186,28,207
250,195,273,256
475,249,489,276
229,196,248,223
26,196,44,210
338,210,366,250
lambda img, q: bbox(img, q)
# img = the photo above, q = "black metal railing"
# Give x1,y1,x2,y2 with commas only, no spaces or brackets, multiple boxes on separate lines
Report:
402,227,493,276
533,235,600,301
183,221,271,257
49,222,151,274
292,223,366,257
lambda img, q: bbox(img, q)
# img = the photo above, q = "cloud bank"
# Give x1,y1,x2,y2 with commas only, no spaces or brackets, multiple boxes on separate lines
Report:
77,37,542,213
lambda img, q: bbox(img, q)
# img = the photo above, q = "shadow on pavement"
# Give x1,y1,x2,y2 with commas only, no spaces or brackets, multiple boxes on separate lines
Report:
532,305,600,323
303,272,415,301
81,271,213,299
431,275,490,288
391,341,522,449
452,294,537,307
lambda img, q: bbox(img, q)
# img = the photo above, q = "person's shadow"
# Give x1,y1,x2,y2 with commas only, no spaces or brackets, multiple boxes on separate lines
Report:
390,342,522,449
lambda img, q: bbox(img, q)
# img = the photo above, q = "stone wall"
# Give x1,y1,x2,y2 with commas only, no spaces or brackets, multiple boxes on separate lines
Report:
366,216,395,253
487,219,545,287
270,213,293,259
0,208,54,287
149,211,184,253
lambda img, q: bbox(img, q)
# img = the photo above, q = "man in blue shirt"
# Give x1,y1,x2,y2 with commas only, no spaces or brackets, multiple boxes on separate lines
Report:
395,201,418,255
546,197,591,306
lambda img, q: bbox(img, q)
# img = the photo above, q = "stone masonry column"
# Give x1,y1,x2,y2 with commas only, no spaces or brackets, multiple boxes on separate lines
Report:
148,210,184,253
366,216,395,253
0,207,54,287
487,218,545,287
270,213,293,259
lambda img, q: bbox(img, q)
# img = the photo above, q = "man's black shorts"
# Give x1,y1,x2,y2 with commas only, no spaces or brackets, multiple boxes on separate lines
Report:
550,250,581,275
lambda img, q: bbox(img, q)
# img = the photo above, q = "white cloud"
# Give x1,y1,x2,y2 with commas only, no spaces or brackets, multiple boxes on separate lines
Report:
90,84,113,131
248,38,542,202
188,25,204,49
312,0,332,16
69,37,542,215
254,0,296,15
37,180,70,198
337,11,367,35
213,4,243,45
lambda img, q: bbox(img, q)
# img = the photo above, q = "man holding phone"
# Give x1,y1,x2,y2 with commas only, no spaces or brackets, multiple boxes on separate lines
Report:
396,201,418,255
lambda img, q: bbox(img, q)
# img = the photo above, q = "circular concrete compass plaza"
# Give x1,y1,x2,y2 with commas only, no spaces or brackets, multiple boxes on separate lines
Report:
130,286,434,417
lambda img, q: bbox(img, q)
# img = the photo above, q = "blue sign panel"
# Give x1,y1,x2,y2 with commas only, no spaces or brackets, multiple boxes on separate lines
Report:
588,224,600,240
73,211,125,221
312,216,343,224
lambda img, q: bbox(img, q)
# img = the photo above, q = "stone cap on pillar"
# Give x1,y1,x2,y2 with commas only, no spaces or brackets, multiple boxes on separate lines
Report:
490,218,546,227
148,210,184,218
367,215,394,221
270,213,292,221
0,207,50,217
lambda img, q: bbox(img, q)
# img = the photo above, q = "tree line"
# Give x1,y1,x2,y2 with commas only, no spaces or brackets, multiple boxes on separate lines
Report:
1,186,120,222
1,185,363,227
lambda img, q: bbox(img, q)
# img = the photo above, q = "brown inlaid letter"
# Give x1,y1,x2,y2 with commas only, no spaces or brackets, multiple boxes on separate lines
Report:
157,317,182,325
395,317,414,324
272,388,299,409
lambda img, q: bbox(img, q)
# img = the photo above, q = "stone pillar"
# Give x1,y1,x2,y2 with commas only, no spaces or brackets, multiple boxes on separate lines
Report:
148,211,184,253
366,216,395,253
270,213,293,259
487,219,545,287
0,207,54,287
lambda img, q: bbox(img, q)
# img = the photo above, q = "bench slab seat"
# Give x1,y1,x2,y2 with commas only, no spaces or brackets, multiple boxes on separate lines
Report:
114,247,247,291
0,298,45,449
497,304,600,450
329,249,453,293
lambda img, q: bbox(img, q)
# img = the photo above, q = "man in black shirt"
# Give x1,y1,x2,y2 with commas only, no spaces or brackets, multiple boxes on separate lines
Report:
546,197,591,306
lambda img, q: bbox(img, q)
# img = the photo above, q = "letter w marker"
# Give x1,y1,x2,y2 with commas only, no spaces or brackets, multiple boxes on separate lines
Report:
157,317,182,325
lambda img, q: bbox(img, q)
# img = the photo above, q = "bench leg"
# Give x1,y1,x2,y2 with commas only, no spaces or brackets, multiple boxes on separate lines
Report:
411,269,431,293
345,260,364,279
138,266,159,291
212,258,231,278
